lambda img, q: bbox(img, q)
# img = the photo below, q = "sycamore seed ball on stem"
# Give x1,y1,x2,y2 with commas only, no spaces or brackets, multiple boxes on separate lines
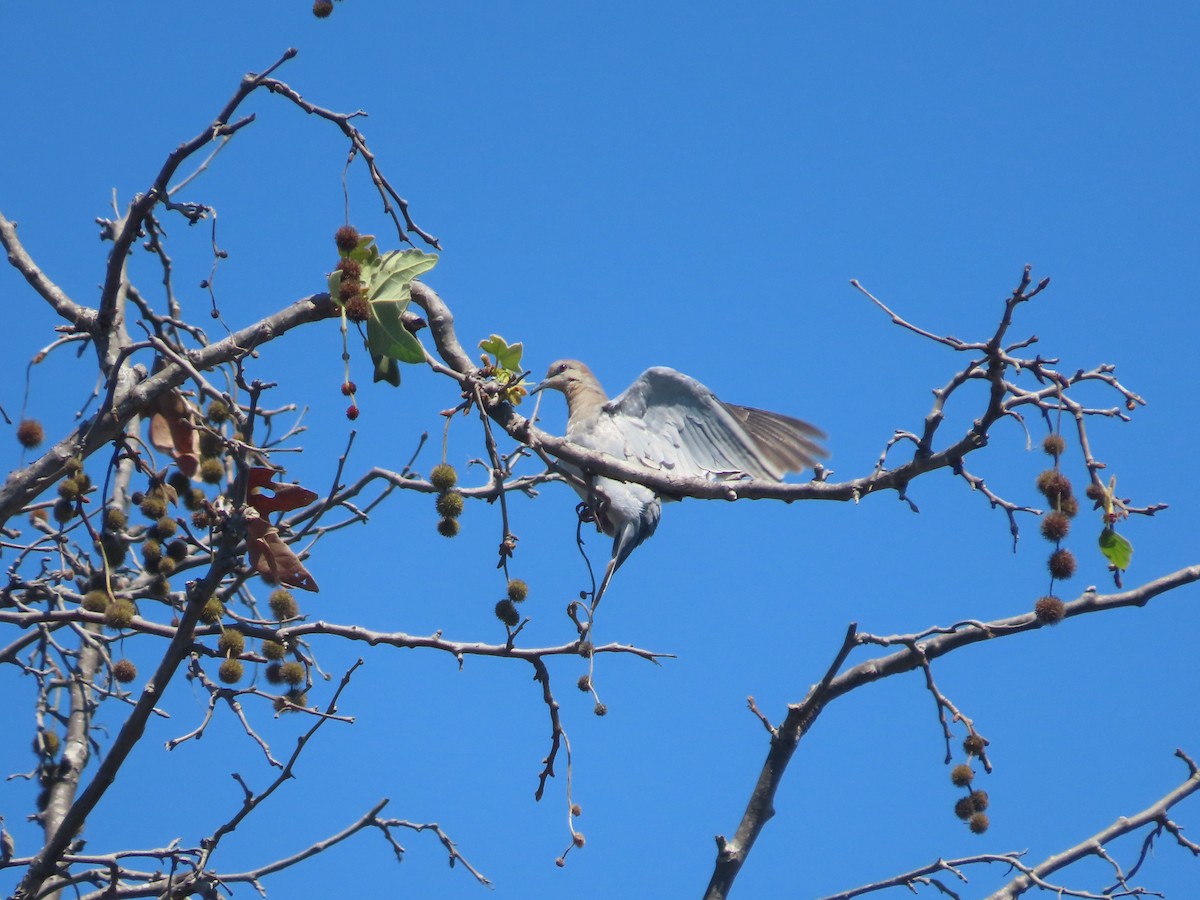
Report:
494,599,520,627
218,629,246,655
1042,433,1066,457
16,419,44,449
435,490,464,519
218,658,244,684
1048,548,1077,580
200,597,225,624
430,464,458,491
1035,595,1067,624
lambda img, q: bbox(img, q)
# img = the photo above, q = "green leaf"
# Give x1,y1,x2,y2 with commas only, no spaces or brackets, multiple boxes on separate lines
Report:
371,352,401,386
347,235,378,264
368,249,438,302
479,334,524,371
367,298,425,365
327,269,343,303
1099,526,1133,570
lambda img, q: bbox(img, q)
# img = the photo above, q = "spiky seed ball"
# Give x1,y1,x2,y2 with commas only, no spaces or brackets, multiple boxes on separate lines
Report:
507,578,529,603
335,257,361,279
167,539,188,562
571,804,582,817
104,507,127,532
269,589,299,621
65,456,83,475
279,661,305,686
576,675,591,692
437,517,460,538
970,790,989,812
104,599,137,630
1048,549,1077,580
1035,595,1067,624
950,764,974,787
968,812,990,834
1059,494,1079,518
199,457,225,485
168,470,191,497
344,293,370,322
1085,482,1106,501
218,629,246,656
1035,469,1073,504
265,662,285,684
593,702,608,717
338,275,362,302
218,658,244,684
198,430,224,457
501,578,530,607
149,575,171,599
573,833,585,848
1042,433,1066,457
436,490,464,519
954,796,975,820
53,498,75,524
57,478,81,501
186,488,205,511
341,380,357,396
139,494,167,520
16,419,45,449
192,508,214,529
82,590,109,613
494,598,520,627
577,641,594,658
346,404,360,421
153,516,177,539
113,658,137,683
262,640,286,660
99,534,128,566
1040,511,1071,543
335,224,360,252
200,597,225,624
131,491,145,505
963,734,986,757
430,464,458,491
205,399,231,425
142,539,162,564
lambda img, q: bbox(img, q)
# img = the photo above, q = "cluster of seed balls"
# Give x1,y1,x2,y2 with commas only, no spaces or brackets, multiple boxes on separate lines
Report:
1031,433,1105,625
431,463,464,537
950,733,991,833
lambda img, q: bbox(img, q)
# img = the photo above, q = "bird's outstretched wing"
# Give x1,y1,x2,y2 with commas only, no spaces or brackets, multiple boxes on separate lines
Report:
603,367,826,482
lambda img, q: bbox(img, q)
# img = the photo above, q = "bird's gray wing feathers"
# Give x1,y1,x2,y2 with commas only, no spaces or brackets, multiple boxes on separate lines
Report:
604,367,825,482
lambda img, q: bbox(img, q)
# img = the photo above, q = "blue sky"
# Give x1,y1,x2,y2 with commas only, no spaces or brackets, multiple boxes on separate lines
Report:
2,3,1199,897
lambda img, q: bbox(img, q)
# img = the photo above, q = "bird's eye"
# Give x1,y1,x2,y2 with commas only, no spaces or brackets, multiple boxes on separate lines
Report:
557,363,568,374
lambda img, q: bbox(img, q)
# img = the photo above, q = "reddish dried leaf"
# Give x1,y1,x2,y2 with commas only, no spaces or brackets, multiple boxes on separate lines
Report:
248,467,319,516
245,514,319,592
148,390,200,478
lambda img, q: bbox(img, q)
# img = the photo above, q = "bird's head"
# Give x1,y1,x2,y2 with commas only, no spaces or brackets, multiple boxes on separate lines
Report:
531,359,595,397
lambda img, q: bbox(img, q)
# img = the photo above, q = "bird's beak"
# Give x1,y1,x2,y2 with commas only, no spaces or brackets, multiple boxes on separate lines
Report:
528,380,546,395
